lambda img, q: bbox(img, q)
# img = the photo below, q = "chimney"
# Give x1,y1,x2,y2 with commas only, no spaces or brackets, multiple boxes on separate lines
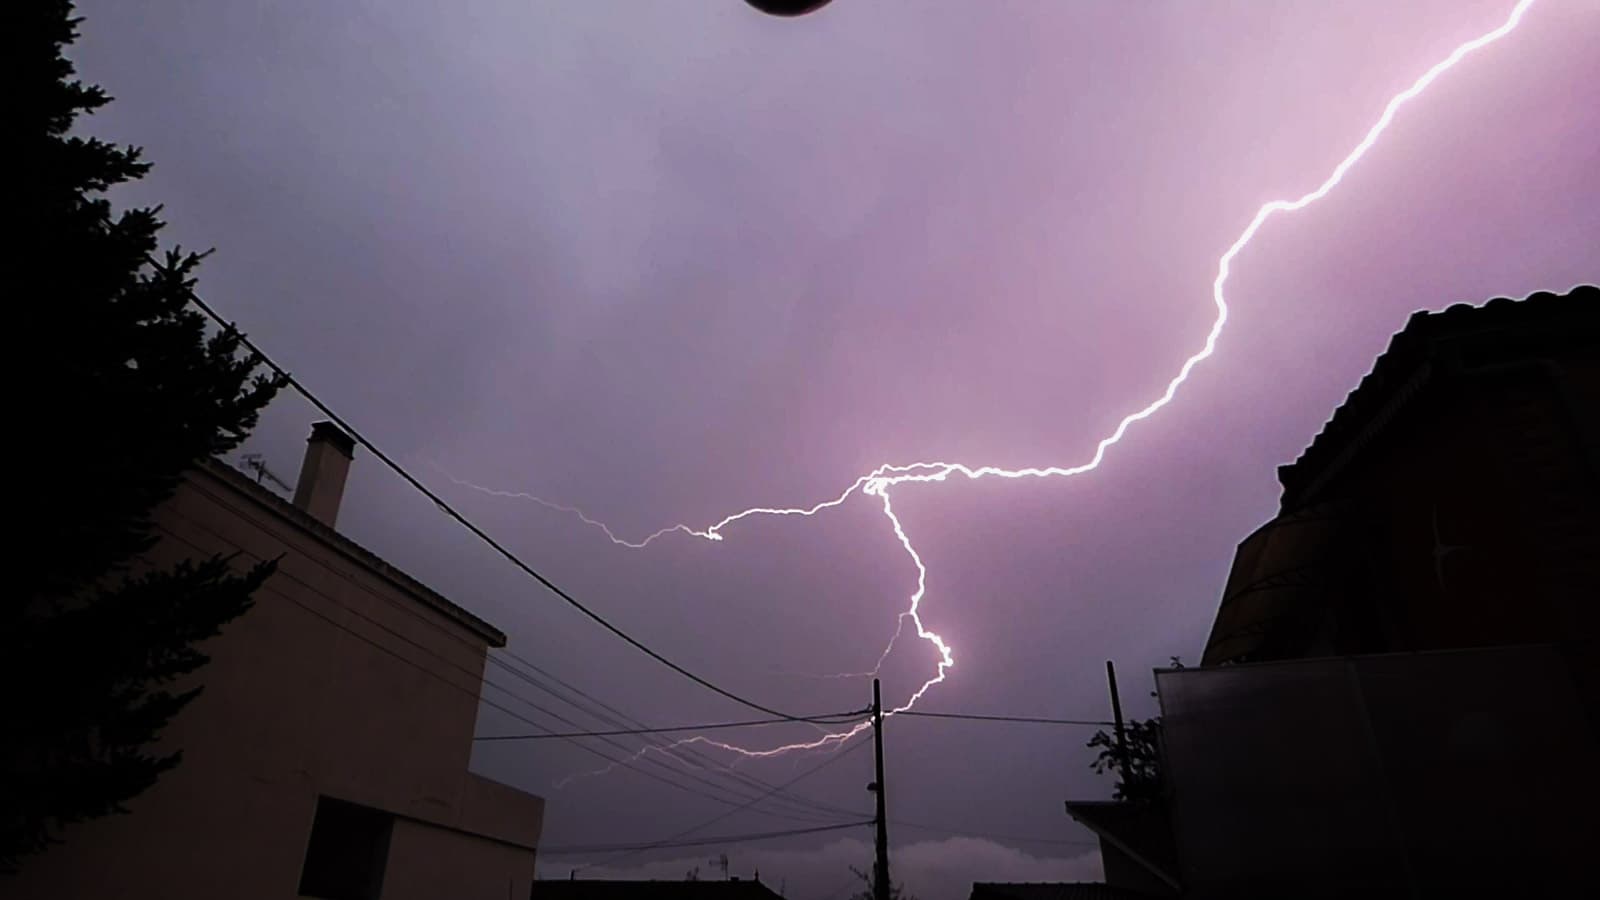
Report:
292,421,356,527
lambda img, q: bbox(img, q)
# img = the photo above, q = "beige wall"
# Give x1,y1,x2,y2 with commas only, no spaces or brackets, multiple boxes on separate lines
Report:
10,461,544,899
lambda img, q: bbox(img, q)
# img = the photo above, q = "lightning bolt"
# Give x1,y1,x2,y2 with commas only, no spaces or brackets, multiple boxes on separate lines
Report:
452,0,1537,770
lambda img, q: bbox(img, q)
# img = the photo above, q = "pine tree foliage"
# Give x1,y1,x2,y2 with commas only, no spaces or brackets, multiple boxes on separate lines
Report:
5,1,286,870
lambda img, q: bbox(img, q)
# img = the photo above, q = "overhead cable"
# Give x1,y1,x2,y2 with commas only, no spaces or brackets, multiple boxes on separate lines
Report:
173,268,812,721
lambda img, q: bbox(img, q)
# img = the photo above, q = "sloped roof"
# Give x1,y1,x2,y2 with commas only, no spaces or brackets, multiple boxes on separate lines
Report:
199,456,507,646
1276,284,1598,509
533,879,783,900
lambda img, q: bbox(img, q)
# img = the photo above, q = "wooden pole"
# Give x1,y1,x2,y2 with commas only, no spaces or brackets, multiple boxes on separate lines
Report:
871,679,891,900
1106,660,1133,790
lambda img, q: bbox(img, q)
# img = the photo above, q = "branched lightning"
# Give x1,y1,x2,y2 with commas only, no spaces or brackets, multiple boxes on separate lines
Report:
451,0,1537,772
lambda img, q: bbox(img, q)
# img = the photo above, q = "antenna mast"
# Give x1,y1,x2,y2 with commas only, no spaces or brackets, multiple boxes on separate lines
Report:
240,453,293,493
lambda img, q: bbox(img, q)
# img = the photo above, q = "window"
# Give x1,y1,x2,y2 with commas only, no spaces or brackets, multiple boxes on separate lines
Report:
298,796,394,900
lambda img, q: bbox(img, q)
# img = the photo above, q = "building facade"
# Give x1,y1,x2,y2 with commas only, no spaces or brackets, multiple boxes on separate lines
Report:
1065,286,1600,898
11,422,545,900
1203,286,1599,676
1154,644,1598,899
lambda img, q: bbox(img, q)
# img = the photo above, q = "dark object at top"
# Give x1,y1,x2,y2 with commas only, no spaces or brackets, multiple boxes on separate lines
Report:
745,0,835,17
535,880,783,900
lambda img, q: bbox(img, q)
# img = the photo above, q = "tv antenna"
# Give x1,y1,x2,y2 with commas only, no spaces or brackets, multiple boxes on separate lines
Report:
240,452,293,494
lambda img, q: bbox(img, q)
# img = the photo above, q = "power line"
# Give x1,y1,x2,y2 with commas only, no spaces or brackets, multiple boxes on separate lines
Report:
480,649,866,822
545,820,871,856
164,484,865,825
155,521,568,728
574,733,873,871
170,476,1115,820
170,262,1118,821
173,270,810,721
151,515,850,823
895,710,1112,727
484,650,871,822
177,504,1096,853
164,478,1112,828
163,482,1116,855
476,716,859,742
140,230,1097,833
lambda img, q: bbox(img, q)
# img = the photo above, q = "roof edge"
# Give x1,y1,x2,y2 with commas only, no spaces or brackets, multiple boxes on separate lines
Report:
1278,284,1599,509
1062,801,1182,892
198,456,508,647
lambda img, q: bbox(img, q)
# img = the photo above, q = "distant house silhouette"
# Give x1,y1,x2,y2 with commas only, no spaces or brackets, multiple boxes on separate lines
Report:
970,883,1152,900
534,877,784,900
10,421,546,900
1062,285,1600,899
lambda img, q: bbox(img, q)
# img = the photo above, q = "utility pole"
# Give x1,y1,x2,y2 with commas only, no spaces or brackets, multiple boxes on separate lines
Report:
869,678,891,900
1105,660,1133,789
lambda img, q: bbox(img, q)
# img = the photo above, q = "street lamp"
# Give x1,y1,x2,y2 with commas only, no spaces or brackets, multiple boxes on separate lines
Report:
744,0,835,16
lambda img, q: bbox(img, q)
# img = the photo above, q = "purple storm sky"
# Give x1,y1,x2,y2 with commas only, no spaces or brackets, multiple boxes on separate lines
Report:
74,1,1596,896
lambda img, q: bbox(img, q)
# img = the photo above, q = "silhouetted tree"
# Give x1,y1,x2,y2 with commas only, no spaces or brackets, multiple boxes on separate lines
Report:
1086,658,1184,802
4,1,284,870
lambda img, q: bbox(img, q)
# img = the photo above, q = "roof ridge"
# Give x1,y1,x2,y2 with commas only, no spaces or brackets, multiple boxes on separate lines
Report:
199,456,508,646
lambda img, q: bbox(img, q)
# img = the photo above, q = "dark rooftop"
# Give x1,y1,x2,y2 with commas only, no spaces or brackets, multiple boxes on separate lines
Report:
969,883,1149,900
532,879,783,900
1277,284,1598,509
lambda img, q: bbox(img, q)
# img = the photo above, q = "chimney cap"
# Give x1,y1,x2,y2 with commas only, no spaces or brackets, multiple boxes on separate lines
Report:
308,420,357,458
